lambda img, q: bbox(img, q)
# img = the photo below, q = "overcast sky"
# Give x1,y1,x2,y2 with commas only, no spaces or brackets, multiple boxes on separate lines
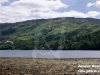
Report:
0,0,100,23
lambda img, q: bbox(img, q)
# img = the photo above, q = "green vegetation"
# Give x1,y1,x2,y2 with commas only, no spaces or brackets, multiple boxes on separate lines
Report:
0,17,100,50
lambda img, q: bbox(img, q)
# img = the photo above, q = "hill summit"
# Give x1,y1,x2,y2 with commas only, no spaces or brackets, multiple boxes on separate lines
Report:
0,17,100,50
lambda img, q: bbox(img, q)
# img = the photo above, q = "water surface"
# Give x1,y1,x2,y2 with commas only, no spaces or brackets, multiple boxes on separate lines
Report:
0,50,100,58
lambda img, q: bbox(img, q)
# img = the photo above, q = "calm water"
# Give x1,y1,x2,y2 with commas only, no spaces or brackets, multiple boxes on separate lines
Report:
0,50,100,58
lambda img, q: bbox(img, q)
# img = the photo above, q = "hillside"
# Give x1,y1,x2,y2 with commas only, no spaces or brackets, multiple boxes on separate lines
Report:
0,17,100,50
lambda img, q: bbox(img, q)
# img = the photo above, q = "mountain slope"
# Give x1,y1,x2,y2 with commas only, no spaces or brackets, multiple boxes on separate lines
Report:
0,17,100,50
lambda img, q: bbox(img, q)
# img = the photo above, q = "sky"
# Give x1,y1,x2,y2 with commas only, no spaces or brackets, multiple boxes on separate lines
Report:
0,0,100,23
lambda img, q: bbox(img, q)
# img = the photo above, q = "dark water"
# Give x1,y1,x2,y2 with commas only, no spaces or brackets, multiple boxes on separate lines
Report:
0,50,100,58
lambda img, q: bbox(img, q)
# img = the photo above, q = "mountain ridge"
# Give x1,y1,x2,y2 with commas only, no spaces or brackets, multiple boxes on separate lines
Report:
0,17,100,50
0,17,100,24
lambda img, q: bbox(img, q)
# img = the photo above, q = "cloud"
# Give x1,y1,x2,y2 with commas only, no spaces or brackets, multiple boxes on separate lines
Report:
87,2,95,7
95,0,100,8
50,11,100,19
0,0,100,23
0,0,69,23
12,0,68,10
87,0,100,8
30,11,87,19
87,11,100,17
0,0,9,4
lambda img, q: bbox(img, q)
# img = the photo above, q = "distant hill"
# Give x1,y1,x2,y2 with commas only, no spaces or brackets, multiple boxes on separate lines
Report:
0,17,100,50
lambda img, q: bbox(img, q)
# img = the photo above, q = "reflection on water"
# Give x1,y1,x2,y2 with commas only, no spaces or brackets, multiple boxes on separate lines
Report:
0,50,100,58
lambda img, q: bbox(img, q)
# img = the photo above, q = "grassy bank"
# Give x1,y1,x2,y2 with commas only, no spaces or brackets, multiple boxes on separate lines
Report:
0,58,100,75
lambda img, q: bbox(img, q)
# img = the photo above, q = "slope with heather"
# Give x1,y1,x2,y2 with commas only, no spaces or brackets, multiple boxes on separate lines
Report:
0,17,100,50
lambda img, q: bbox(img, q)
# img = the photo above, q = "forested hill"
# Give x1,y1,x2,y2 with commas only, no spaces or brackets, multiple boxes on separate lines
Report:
0,17,100,50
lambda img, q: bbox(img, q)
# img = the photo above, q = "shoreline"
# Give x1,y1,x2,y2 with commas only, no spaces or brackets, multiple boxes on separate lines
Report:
0,58,100,75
